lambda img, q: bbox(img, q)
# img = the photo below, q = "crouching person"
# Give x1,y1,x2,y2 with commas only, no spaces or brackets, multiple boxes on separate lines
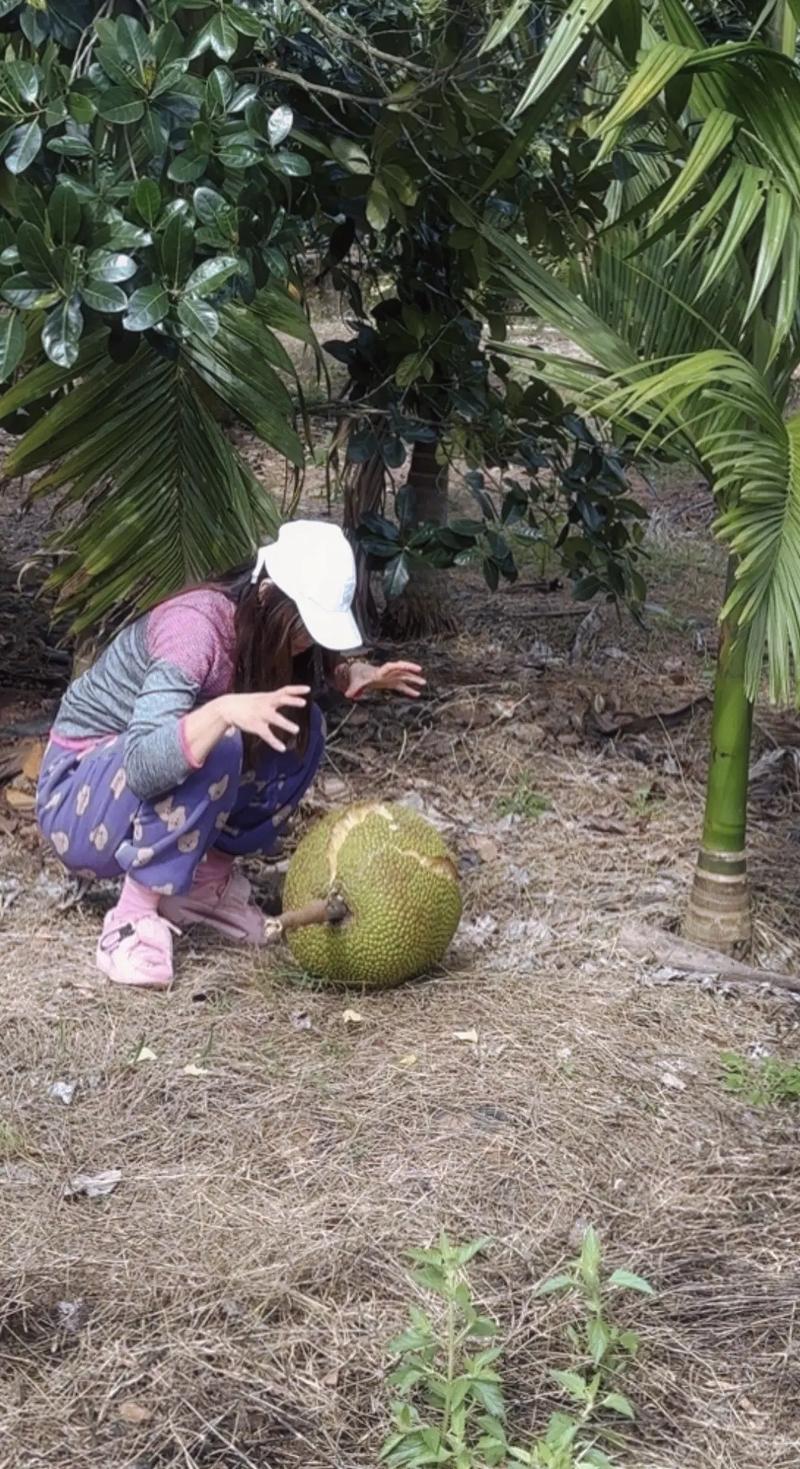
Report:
36,521,424,990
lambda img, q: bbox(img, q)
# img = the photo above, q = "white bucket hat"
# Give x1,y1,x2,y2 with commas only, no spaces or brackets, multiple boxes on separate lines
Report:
251,520,362,651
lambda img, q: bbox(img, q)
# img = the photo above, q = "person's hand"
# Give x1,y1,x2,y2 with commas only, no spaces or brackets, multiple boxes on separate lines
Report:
221,687,310,752
343,660,426,700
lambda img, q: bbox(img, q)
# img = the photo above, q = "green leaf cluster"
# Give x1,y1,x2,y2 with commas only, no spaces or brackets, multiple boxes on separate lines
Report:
382,1229,653,1469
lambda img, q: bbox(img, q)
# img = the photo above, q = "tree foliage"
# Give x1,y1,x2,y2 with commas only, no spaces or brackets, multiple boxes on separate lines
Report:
0,0,654,632
0,0,314,628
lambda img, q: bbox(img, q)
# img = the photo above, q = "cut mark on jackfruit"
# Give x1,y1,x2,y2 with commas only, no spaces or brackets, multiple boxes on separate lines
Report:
326,802,385,885
325,803,456,889
397,849,458,882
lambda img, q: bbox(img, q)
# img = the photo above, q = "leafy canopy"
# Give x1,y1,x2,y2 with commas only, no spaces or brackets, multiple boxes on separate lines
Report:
0,0,314,628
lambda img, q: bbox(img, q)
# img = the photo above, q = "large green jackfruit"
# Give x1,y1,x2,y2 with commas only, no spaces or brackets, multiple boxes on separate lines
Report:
283,802,462,988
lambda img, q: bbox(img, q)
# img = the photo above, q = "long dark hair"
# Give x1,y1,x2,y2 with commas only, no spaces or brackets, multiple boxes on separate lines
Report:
213,564,342,759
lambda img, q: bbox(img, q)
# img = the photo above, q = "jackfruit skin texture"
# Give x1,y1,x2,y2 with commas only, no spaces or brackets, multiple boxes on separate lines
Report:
283,802,462,988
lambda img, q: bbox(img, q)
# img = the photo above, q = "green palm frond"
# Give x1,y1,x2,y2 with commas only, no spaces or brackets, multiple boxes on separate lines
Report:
486,221,800,700
514,0,800,354
598,353,800,703
0,285,308,631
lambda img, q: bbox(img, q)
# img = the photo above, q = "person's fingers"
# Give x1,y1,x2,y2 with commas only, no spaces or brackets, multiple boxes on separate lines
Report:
261,726,287,752
387,661,423,674
273,695,308,711
276,684,311,697
269,713,300,735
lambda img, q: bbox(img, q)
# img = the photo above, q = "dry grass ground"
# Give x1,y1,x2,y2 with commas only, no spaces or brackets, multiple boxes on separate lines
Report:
3,465,800,1469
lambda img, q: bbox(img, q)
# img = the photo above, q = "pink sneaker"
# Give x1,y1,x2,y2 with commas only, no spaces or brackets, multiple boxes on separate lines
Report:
96,908,178,989
160,869,268,945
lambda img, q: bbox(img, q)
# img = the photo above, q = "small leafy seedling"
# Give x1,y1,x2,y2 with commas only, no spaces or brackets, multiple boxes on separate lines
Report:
496,779,552,821
523,1226,653,1467
381,1236,504,1469
382,1229,653,1469
720,1050,800,1105
628,783,665,820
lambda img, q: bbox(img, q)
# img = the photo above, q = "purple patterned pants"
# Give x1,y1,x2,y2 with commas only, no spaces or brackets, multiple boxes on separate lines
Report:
35,709,324,897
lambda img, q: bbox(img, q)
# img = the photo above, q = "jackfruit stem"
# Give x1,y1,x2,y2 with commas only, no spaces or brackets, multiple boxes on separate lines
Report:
264,894,350,945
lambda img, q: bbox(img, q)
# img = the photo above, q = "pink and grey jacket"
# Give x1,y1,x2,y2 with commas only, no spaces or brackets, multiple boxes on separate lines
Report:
50,590,238,800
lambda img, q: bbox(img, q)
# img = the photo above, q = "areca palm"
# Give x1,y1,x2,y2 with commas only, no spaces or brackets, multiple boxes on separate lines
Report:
485,213,800,946
477,0,800,948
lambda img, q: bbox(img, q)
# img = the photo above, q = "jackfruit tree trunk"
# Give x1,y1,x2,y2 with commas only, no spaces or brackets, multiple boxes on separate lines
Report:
383,434,456,638
343,450,385,639
683,577,753,951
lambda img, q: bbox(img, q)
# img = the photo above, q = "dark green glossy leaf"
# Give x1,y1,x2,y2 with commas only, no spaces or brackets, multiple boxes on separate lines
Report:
104,220,151,250
67,90,96,124
217,143,259,169
142,108,168,156
88,251,137,283
190,120,213,153
0,311,25,380
193,185,232,229
195,226,231,248
1,273,56,310
0,246,19,267
95,43,135,89
49,183,81,244
167,149,208,182
150,58,190,100
132,178,161,227
208,13,238,60
367,178,392,231
97,88,145,125
153,18,183,65
384,552,410,599
228,4,263,36
19,3,46,43
81,278,128,313
269,150,310,177
268,105,293,148
51,245,77,293
190,13,237,61
331,137,371,174
6,60,39,104
160,211,195,287
122,282,168,331
45,99,69,129
161,198,192,223
17,223,56,286
5,121,42,174
178,295,219,339
116,15,154,80
230,83,259,113
263,246,288,278
47,135,94,158
42,296,83,368
205,65,234,113
184,254,241,297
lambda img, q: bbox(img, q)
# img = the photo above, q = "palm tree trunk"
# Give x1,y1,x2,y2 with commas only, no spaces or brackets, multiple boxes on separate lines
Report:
684,571,753,950
382,434,456,637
